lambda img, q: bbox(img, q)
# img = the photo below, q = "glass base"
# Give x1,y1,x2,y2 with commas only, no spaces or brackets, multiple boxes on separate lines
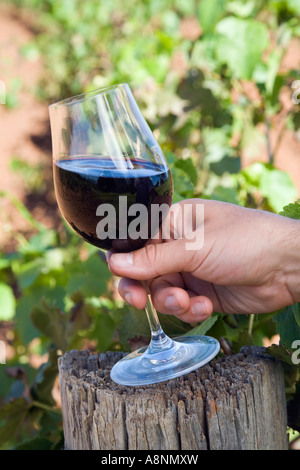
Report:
110,335,220,386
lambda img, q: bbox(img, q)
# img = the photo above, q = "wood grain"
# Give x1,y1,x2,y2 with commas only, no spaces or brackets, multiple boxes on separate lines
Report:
58,346,288,450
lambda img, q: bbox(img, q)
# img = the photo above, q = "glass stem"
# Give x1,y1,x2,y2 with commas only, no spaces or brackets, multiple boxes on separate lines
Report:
142,282,173,354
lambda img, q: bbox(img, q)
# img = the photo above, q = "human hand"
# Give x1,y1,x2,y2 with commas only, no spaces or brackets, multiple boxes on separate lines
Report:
107,199,300,323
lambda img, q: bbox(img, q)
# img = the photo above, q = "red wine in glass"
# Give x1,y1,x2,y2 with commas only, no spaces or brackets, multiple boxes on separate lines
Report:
54,156,172,252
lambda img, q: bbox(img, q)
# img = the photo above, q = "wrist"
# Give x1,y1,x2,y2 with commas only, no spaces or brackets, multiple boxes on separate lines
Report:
281,217,300,303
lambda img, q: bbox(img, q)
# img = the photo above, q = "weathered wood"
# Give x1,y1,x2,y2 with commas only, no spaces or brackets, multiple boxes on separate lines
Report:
58,346,288,450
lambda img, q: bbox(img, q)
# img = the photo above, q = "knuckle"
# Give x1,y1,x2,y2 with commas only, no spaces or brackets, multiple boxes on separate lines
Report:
141,243,160,275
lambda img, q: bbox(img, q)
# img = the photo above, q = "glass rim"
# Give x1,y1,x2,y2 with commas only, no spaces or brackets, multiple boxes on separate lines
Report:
48,83,129,109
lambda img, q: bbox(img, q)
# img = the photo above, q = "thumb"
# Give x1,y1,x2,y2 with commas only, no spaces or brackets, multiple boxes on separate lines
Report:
108,239,196,280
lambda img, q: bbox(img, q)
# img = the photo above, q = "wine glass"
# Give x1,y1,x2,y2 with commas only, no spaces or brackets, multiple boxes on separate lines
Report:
49,83,220,386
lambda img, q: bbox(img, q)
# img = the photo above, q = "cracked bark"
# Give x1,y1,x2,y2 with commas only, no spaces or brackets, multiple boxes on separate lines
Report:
58,346,288,450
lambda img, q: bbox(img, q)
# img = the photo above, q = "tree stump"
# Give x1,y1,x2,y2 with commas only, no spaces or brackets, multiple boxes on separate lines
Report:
58,345,288,450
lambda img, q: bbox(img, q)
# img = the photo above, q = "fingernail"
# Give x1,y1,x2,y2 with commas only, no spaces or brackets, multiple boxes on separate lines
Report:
111,252,133,268
124,292,132,304
192,301,206,318
165,295,180,311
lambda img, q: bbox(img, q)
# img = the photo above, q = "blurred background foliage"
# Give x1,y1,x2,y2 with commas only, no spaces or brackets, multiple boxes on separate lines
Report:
0,0,300,449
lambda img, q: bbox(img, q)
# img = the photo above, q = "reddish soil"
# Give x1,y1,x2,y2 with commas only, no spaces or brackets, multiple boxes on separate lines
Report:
0,5,59,251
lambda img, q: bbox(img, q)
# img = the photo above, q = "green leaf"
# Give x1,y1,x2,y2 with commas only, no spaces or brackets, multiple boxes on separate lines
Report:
216,17,269,79
117,305,191,350
90,311,116,352
15,289,47,344
30,349,59,406
174,157,198,187
272,306,300,350
15,259,43,291
265,343,294,366
285,0,300,15
6,379,27,402
186,314,219,336
202,127,232,164
170,170,195,198
159,313,191,336
65,253,110,297
259,168,297,213
280,200,300,219
209,155,241,176
232,330,254,354
16,286,66,344
226,0,257,17
197,0,226,33
118,306,150,348
0,257,10,270
31,302,69,351
287,379,300,432
241,162,297,212
211,186,240,204
0,283,16,321
292,303,300,329
265,48,285,97
0,398,30,445
207,316,229,340
19,230,58,255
